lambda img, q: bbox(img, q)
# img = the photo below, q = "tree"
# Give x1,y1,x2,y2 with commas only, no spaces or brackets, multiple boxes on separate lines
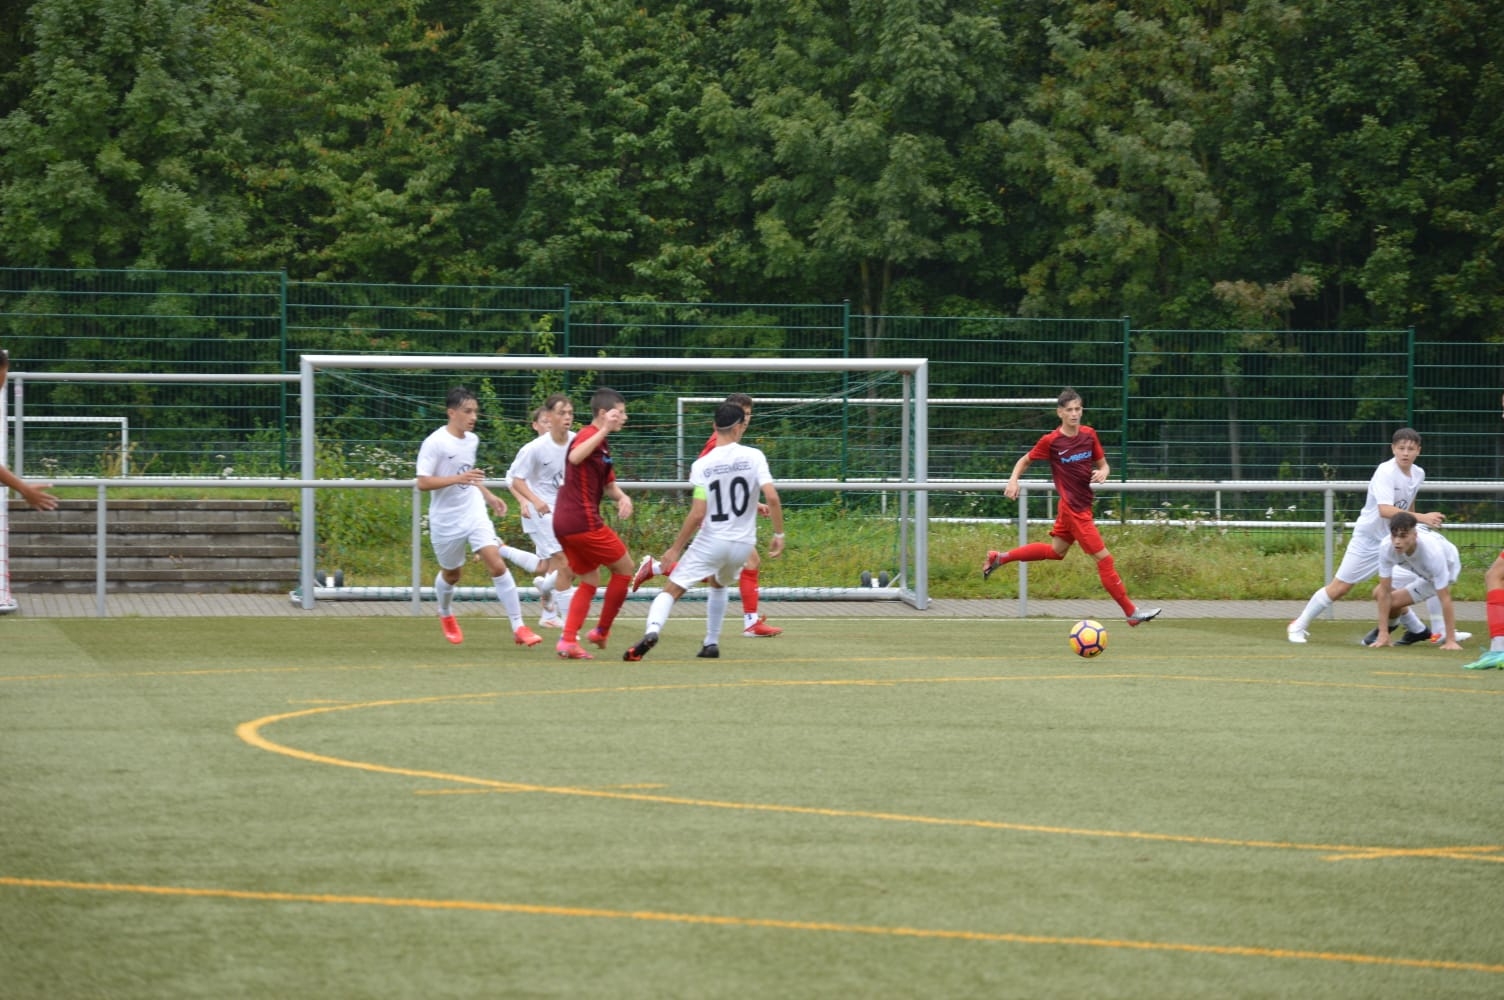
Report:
0,0,251,268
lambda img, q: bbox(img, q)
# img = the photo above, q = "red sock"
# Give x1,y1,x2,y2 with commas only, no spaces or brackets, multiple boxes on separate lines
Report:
563,581,596,642
596,574,630,634
1005,542,1062,563
739,568,759,614
1488,590,1504,639
1095,554,1135,616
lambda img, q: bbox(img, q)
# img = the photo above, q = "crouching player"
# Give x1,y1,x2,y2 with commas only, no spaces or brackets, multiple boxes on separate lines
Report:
1369,512,1463,652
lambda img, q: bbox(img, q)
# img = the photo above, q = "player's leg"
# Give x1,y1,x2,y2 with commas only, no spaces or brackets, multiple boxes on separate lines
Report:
430,534,468,644
701,583,730,658
739,546,781,637
555,536,599,659
1289,539,1373,643
984,508,1073,577
580,529,632,649
475,537,541,647
1463,553,1504,669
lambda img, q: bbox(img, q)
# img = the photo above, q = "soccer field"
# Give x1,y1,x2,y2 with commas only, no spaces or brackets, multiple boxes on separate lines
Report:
1,614,1500,998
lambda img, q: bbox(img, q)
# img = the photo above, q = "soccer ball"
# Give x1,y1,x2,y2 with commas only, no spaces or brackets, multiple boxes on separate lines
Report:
1068,619,1108,658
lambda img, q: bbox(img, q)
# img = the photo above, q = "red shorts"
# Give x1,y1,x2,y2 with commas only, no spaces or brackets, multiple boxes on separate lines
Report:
1049,500,1106,555
560,526,627,576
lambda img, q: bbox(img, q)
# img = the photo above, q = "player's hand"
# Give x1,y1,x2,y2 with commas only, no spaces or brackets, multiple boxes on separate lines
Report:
1418,511,1445,527
487,494,509,517
21,482,58,511
757,502,770,517
768,534,785,557
1440,638,1462,651
616,494,634,519
1003,481,1020,500
1369,635,1391,648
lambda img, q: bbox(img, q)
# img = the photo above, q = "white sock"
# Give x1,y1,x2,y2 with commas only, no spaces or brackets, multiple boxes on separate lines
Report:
1493,637,1504,652
706,587,729,645
1293,588,1333,629
535,569,558,596
1399,609,1426,633
492,573,525,630
554,586,576,618
647,591,676,635
501,545,540,574
435,574,455,617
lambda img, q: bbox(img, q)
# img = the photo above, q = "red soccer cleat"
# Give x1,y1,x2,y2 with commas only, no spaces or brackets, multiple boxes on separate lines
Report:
630,555,656,593
514,625,543,647
439,614,463,645
742,616,783,638
586,627,610,649
556,640,594,660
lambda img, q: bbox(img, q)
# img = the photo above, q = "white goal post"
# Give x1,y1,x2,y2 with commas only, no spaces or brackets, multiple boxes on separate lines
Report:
297,354,933,611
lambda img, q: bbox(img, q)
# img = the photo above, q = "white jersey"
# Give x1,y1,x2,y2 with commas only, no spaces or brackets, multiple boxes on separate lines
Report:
1379,525,1460,589
688,442,773,547
1353,458,1424,543
416,426,486,538
506,431,574,527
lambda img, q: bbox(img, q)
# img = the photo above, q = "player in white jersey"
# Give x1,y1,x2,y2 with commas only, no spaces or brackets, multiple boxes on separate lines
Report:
1287,427,1445,644
416,386,544,648
506,394,577,629
1369,512,1463,651
623,402,785,661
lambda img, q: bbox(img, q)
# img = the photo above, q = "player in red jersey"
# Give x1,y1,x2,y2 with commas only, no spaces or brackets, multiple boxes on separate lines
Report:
551,387,637,659
982,388,1161,627
1463,392,1504,670
631,392,783,637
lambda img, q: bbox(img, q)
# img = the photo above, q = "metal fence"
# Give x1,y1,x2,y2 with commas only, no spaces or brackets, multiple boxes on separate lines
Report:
3,267,1501,529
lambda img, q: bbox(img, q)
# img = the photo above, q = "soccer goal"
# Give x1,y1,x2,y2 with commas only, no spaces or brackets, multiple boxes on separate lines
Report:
294,354,932,610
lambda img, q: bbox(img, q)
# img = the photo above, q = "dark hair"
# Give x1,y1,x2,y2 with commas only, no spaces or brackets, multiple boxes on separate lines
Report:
714,402,747,431
543,392,572,412
445,386,476,410
1392,427,1421,445
1057,388,1082,407
1388,510,1418,535
589,387,626,415
725,392,754,410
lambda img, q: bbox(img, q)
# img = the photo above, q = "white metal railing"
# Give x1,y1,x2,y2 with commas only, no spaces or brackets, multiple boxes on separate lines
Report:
7,477,1501,618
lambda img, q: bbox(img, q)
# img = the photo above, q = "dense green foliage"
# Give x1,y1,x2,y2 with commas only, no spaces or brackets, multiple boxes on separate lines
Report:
2,0,1501,340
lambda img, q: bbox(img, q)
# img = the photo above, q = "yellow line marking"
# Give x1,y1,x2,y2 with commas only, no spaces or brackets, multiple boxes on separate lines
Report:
3,876,1500,975
235,691,1504,865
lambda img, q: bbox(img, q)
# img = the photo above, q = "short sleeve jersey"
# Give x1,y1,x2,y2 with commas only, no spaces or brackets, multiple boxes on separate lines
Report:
1027,426,1103,513
552,424,615,537
416,426,485,537
506,431,574,524
689,442,774,547
1353,458,1424,543
1378,526,1458,586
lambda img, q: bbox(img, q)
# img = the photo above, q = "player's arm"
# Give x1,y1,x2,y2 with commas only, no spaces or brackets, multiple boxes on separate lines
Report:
1371,574,1396,648
416,468,483,492
508,465,547,518
1435,585,1461,650
1091,456,1110,485
476,483,509,518
1002,454,1034,500
1,463,58,511
605,479,634,520
761,482,785,557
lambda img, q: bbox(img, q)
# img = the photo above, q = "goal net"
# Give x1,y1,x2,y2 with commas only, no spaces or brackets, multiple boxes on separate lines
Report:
293,354,932,611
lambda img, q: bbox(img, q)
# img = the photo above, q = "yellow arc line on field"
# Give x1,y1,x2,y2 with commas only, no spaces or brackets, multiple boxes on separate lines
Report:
3,876,1501,976
235,691,1504,864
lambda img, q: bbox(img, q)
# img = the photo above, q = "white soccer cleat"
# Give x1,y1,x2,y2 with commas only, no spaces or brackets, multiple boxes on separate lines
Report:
1286,621,1308,644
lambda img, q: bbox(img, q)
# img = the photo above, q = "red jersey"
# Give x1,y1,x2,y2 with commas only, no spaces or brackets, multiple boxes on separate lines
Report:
698,430,717,459
1027,425,1102,513
552,424,616,536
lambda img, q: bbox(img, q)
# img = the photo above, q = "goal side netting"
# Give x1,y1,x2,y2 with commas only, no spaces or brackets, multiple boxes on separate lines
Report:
293,354,932,612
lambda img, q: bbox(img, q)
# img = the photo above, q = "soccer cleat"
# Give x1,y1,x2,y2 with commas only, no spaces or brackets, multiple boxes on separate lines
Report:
982,550,1006,580
1461,649,1504,670
586,626,609,649
1393,628,1435,646
1126,607,1162,627
537,615,565,630
514,625,543,647
743,616,783,638
439,614,463,645
1286,621,1308,644
696,643,720,659
623,633,659,662
630,555,657,593
556,640,594,660
1361,623,1402,647
1428,630,1472,644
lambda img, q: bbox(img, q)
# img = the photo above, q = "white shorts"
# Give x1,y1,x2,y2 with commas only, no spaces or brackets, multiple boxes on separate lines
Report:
522,513,563,559
1334,532,1384,585
430,521,502,571
668,536,755,590
1391,562,1461,604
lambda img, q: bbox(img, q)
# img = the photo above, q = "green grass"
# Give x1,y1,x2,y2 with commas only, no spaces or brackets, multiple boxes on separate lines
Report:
2,615,1501,998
